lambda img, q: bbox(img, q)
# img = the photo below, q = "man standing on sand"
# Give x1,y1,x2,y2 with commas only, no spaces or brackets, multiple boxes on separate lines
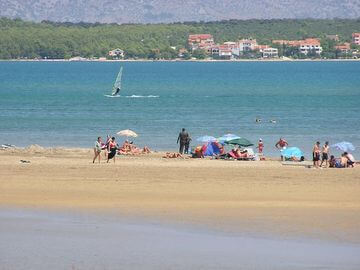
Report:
320,141,330,168
275,137,288,161
177,128,189,154
313,141,321,168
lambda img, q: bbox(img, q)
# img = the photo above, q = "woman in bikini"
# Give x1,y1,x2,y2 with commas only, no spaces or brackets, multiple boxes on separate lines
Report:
93,137,102,163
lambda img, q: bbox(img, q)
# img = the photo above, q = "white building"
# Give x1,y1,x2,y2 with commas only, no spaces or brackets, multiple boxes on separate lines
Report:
299,39,322,55
238,38,257,52
352,33,360,45
109,48,125,58
262,48,278,58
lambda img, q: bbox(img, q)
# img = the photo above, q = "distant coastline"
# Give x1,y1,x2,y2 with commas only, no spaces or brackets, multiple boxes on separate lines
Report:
1,58,360,62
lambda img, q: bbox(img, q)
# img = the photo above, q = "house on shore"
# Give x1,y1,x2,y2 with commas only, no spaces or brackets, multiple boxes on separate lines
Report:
262,48,278,58
335,43,351,53
273,38,322,55
109,48,125,58
188,34,215,51
352,33,360,45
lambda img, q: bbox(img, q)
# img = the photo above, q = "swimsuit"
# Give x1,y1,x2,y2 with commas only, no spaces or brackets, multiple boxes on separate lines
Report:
313,152,320,161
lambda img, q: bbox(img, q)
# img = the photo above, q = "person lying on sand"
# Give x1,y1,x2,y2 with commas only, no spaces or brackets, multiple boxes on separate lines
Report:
142,146,151,154
118,141,147,155
163,152,183,158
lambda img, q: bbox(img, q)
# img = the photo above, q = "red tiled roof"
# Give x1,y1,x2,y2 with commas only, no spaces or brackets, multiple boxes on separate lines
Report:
188,34,213,40
335,43,351,50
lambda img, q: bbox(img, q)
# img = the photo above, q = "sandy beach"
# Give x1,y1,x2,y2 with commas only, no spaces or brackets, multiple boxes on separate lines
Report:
1,146,360,243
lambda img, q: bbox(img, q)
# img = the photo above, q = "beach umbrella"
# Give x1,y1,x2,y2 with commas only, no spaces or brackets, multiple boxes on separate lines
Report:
281,147,303,159
217,134,240,142
331,141,355,152
225,137,253,147
196,136,217,143
117,129,138,138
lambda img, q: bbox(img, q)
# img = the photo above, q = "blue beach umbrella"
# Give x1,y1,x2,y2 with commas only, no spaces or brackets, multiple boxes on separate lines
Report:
281,147,303,159
217,134,240,142
196,136,217,143
331,141,355,152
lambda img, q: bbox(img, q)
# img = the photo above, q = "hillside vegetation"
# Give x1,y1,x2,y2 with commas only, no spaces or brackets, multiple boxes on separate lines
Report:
0,18,360,59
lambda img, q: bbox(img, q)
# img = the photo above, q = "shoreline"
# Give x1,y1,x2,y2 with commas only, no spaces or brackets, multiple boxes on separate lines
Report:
1,58,360,63
1,146,359,244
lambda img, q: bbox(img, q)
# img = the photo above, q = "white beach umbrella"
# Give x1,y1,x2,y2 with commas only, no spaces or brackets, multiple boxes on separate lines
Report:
117,129,138,138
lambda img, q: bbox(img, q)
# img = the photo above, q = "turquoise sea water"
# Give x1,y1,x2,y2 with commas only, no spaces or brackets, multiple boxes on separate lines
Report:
0,61,359,157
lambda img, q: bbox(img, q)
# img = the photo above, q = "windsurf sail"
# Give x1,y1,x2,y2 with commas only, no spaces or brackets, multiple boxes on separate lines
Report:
111,66,123,96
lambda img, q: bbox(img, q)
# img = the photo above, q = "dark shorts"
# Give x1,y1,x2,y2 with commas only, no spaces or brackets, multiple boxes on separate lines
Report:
313,152,320,161
322,153,328,160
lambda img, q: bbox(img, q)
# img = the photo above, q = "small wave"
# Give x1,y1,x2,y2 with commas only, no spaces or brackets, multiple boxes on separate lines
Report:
104,94,121,98
125,95,159,98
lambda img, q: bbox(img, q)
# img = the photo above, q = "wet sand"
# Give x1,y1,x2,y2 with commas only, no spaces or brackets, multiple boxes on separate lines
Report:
1,208,360,270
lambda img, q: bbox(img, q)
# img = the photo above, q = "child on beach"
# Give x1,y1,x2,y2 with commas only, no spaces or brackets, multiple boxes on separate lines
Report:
257,139,264,154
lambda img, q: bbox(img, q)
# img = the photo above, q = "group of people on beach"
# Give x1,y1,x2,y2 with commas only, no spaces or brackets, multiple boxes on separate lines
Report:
312,141,355,168
93,129,356,168
93,135,151,163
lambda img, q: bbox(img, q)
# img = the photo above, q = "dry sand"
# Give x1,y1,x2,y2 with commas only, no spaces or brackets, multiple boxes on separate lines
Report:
1,146,360,243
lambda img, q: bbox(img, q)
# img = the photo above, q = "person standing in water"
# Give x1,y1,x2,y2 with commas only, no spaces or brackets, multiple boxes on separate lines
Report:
93,137,102,164
320,141,330,168
177,128,189,154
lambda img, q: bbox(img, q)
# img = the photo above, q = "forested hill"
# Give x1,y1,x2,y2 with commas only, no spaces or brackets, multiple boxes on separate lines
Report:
1,0,360,24
0,18,360,59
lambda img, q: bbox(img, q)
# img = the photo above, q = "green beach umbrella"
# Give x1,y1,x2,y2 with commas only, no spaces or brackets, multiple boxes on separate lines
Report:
225,137,254,147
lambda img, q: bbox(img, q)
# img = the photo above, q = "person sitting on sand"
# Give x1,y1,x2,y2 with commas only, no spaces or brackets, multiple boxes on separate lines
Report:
93,137,102,164
163,152,182,158
329,155,336,168
192,145,205,158
344,152,355,167
237,149,248,159
340,154,348,168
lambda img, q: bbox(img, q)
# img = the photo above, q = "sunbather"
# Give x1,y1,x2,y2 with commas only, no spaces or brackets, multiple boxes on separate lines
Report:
142,146,151,154
163,152,182,158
